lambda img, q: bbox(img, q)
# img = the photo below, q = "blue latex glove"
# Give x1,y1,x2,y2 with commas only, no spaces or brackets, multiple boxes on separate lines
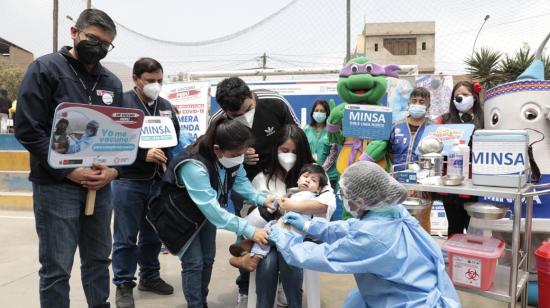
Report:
282,212,306,231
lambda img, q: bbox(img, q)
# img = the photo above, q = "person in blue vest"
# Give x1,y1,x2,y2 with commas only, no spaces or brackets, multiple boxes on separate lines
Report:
389,87,439,171
147,117,274,308
270,161,461,308
389,87,439,232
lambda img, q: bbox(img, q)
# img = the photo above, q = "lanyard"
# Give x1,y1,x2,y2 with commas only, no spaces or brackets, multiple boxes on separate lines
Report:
133,89,158,116
60,53,100,104
217,165,229,208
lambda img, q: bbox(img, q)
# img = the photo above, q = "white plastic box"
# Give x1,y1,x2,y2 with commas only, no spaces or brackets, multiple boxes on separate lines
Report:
472,130,529,188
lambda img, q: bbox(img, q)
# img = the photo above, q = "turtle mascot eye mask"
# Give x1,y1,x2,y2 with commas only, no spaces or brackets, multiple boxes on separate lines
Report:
326,57,400,173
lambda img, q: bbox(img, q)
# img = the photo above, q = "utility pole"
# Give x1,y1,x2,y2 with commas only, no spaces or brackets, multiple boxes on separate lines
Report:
472,14,490,58
53,0,58,52
346,0,351,63
262,52,267,80
87,0,92,9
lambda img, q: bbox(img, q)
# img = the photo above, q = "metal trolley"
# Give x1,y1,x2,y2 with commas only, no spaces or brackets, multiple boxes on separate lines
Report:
400,179,550,308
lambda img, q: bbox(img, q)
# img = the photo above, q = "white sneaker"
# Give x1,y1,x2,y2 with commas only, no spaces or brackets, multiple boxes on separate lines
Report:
235,294,248,308
276,282,288,307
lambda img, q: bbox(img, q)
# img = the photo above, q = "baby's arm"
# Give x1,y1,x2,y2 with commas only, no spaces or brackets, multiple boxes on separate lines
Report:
278,197,327,215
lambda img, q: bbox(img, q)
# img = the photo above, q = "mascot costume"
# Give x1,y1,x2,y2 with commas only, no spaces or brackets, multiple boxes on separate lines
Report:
481,32,550,306
326,57,400,172
484,32,550,218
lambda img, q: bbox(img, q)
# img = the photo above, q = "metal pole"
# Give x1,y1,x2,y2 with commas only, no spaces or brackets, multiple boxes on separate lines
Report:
346,0,351,62
471,14,490,58
509,194,521,307
521,195,534,308
87,0,92,9
262,52,267,80
53,0,58,52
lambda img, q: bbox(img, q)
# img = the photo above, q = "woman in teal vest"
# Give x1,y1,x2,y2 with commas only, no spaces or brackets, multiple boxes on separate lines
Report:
148,117,274,308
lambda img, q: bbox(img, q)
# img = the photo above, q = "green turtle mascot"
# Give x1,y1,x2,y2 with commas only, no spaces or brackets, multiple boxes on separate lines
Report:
326,57,400,172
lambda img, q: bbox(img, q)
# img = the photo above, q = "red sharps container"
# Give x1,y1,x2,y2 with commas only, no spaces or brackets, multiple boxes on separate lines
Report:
535,241,550,308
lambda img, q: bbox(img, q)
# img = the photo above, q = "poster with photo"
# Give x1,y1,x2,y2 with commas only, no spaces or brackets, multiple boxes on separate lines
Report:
414,124,475,155
415,74,453,117
48,103,144,169
386,77,414,123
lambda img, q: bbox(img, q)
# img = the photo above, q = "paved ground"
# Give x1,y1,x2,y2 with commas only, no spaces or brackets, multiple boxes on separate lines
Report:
0,210,516,307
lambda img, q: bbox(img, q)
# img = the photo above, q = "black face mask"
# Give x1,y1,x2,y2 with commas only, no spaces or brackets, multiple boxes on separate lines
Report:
75,40,108,65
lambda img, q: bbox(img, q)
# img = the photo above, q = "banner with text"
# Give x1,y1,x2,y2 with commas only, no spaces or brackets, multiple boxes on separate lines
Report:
160,82,209,147
48,103,144,169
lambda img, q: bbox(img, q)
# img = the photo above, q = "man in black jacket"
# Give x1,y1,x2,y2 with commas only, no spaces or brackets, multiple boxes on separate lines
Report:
112,58,178,308
14,9,121,308
210,77,299,181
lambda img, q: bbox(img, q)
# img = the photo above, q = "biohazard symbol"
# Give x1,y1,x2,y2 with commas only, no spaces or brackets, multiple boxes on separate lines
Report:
465,268,480,281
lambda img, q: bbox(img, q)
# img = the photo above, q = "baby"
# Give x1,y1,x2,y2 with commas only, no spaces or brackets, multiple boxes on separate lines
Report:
229,163,330,272
52,118,69,154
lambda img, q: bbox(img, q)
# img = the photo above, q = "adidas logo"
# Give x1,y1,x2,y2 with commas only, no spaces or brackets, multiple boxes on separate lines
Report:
264,126,275,136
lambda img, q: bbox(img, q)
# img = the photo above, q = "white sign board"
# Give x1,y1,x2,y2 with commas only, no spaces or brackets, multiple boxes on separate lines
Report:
48,103,144,169
139,116,177,149
342,104,393,140
160,82,209,147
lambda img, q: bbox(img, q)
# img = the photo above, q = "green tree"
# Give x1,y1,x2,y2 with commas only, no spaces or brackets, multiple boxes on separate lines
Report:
464,47,502,89
0,59,23,101
496,45,535,82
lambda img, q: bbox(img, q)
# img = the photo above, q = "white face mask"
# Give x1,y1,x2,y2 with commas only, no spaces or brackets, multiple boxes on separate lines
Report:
312,112,327,123
408,104,427,119
453,95,474,113
342,197,360,218
278,152,296,171
84,128,94,136
218,154,244,169
143,82,162,101
235,108,255,128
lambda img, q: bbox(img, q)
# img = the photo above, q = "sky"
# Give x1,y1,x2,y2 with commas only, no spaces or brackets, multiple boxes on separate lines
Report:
1,0,550,76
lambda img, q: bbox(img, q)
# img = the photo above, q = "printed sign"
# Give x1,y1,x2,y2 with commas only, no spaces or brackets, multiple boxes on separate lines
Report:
415,124,475,155
430,201,448,236
48,103,144,169
342,104,392,140
139,116,177,149
472,141,527,175
452,255,482,288
160,82,209,147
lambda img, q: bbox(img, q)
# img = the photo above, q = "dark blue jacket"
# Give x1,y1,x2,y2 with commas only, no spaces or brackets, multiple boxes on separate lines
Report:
117,90,180,180
14,46,123,184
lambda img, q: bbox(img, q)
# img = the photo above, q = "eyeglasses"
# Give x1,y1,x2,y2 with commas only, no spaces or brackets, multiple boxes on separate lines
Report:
78,29,115,52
